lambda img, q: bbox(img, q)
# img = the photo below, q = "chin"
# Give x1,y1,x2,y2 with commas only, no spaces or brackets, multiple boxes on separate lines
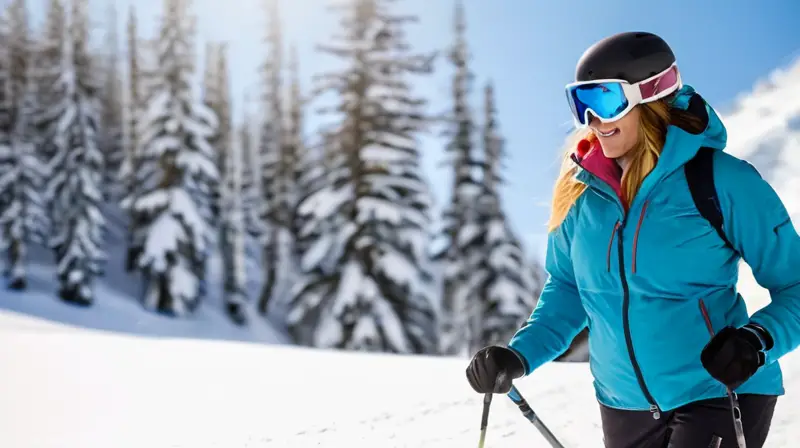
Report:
600,147,622,159
597,140,628,159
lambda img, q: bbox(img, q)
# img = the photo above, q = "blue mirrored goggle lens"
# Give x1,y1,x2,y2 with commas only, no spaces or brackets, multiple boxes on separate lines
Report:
567,82,629,125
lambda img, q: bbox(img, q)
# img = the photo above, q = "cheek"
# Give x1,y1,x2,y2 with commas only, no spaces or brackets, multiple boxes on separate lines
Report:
619,112,640,138
625,127,639,146
621,123,639,144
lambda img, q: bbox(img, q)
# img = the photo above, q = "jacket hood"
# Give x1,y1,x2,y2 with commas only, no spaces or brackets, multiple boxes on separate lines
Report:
655,84,727,174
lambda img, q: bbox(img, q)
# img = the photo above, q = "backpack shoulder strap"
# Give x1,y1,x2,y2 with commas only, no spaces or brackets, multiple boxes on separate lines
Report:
684,147,736,252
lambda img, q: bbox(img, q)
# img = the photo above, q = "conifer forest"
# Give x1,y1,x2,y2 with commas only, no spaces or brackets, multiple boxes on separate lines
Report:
0,0,589,358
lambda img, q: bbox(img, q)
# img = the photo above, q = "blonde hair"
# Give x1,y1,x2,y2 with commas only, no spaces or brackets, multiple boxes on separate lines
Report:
547,100,704,232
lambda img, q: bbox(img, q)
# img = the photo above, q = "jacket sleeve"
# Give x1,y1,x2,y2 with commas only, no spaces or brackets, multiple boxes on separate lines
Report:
507,205,588,375
717,154,800,365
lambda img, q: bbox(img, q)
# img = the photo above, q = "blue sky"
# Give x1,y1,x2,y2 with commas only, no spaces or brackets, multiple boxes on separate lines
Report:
31,0,800,262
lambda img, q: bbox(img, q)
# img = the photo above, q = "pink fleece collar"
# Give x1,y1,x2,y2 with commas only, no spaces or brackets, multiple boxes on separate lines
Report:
574,139,624,201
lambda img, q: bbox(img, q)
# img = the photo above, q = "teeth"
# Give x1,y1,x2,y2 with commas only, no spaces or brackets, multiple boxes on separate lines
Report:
597,129,617,137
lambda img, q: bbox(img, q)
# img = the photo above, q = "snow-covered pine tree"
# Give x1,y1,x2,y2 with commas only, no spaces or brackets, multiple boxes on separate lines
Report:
204,42,247,325
0,38,48,291
436,0,484,355
286,45,317,267
291,144,327,271
99,2,124,201
0,14,12,269
0,0,46,290
256,0,285,316
281,44,305,289
239,93,266,249
470,81,537,352
121,0,218,315
45,0,106,305
287,0,439,354
0,2,17,279
201,42,222,222
222,129,249,324
34,0,66,169
120,6,138,192
290,127,343,291
237,101,266,311
121,5,144,272
6,0,28,117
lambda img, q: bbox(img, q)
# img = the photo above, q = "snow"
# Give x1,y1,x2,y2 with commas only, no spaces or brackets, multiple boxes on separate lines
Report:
358,196,405,224
298,182,352,221
0,258,286,346
0,309,798,447
375,248,417,287
141,212,185,270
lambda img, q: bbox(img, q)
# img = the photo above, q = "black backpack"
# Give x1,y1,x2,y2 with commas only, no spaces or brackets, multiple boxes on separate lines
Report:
684,146,736,253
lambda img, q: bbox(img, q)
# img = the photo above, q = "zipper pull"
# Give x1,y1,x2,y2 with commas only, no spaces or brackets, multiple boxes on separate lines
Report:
650,404,661,420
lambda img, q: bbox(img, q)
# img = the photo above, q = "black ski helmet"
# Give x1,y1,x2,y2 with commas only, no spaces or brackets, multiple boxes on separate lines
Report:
575,32,676,84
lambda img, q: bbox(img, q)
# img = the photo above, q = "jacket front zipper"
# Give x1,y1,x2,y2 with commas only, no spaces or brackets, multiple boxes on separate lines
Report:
572,153,662,417
617,217,662,419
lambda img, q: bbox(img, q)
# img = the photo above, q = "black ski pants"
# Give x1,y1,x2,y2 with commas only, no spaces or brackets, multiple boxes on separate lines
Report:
599,394,778,448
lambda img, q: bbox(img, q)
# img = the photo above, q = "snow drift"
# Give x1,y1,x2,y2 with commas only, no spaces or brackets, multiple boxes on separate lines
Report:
0,310,799,447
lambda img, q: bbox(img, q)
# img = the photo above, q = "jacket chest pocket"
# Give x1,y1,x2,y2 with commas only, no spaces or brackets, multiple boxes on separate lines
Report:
628,197,730,290
570,204,626,289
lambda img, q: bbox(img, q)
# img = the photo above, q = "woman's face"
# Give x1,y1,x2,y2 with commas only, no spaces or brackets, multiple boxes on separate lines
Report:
589,106,641,161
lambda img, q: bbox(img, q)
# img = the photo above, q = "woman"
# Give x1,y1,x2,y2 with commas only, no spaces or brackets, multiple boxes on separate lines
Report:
465,31,800,447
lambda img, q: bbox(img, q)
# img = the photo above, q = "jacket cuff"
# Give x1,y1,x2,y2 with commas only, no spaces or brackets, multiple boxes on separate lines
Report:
743,322,774,351
506,345,531,376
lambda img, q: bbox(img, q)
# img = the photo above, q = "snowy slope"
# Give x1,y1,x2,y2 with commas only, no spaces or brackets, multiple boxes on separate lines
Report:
726,57,800,312
0,311,798,448
0,204,287,345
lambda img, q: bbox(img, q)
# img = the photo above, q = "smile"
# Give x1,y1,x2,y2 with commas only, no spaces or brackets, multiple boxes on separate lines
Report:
595,128,619,137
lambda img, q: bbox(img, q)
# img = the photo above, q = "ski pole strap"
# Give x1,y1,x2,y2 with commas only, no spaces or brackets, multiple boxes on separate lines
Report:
507,385,565,448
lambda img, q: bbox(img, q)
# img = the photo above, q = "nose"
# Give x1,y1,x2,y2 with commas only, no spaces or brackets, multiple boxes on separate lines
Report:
586,111,599,126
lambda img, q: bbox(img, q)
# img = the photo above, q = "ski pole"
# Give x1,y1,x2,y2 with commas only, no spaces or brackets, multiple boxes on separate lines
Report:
477,392,492,448
507,385,565,448
698,302,746,448
726,390,746,448
477,372,506,448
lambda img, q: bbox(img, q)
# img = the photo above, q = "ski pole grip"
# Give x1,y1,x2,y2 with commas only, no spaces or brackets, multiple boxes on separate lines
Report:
479,371,506,433
508,385,534,419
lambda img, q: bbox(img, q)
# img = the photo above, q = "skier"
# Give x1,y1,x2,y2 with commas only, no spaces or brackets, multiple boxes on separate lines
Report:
465,31,800,447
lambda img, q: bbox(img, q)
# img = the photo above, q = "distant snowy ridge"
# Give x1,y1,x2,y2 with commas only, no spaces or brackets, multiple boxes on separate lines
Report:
725,57,800,312
724,57,800,221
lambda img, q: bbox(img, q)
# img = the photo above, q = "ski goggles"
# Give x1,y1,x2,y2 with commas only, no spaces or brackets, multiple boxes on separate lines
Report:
565,62,682,128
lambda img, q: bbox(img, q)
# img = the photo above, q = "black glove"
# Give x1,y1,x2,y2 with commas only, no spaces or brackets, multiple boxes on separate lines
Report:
465,345,525,394
700,323,773,390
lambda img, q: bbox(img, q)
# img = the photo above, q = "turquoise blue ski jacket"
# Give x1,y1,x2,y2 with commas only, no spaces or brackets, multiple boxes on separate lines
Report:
508,85,800,414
